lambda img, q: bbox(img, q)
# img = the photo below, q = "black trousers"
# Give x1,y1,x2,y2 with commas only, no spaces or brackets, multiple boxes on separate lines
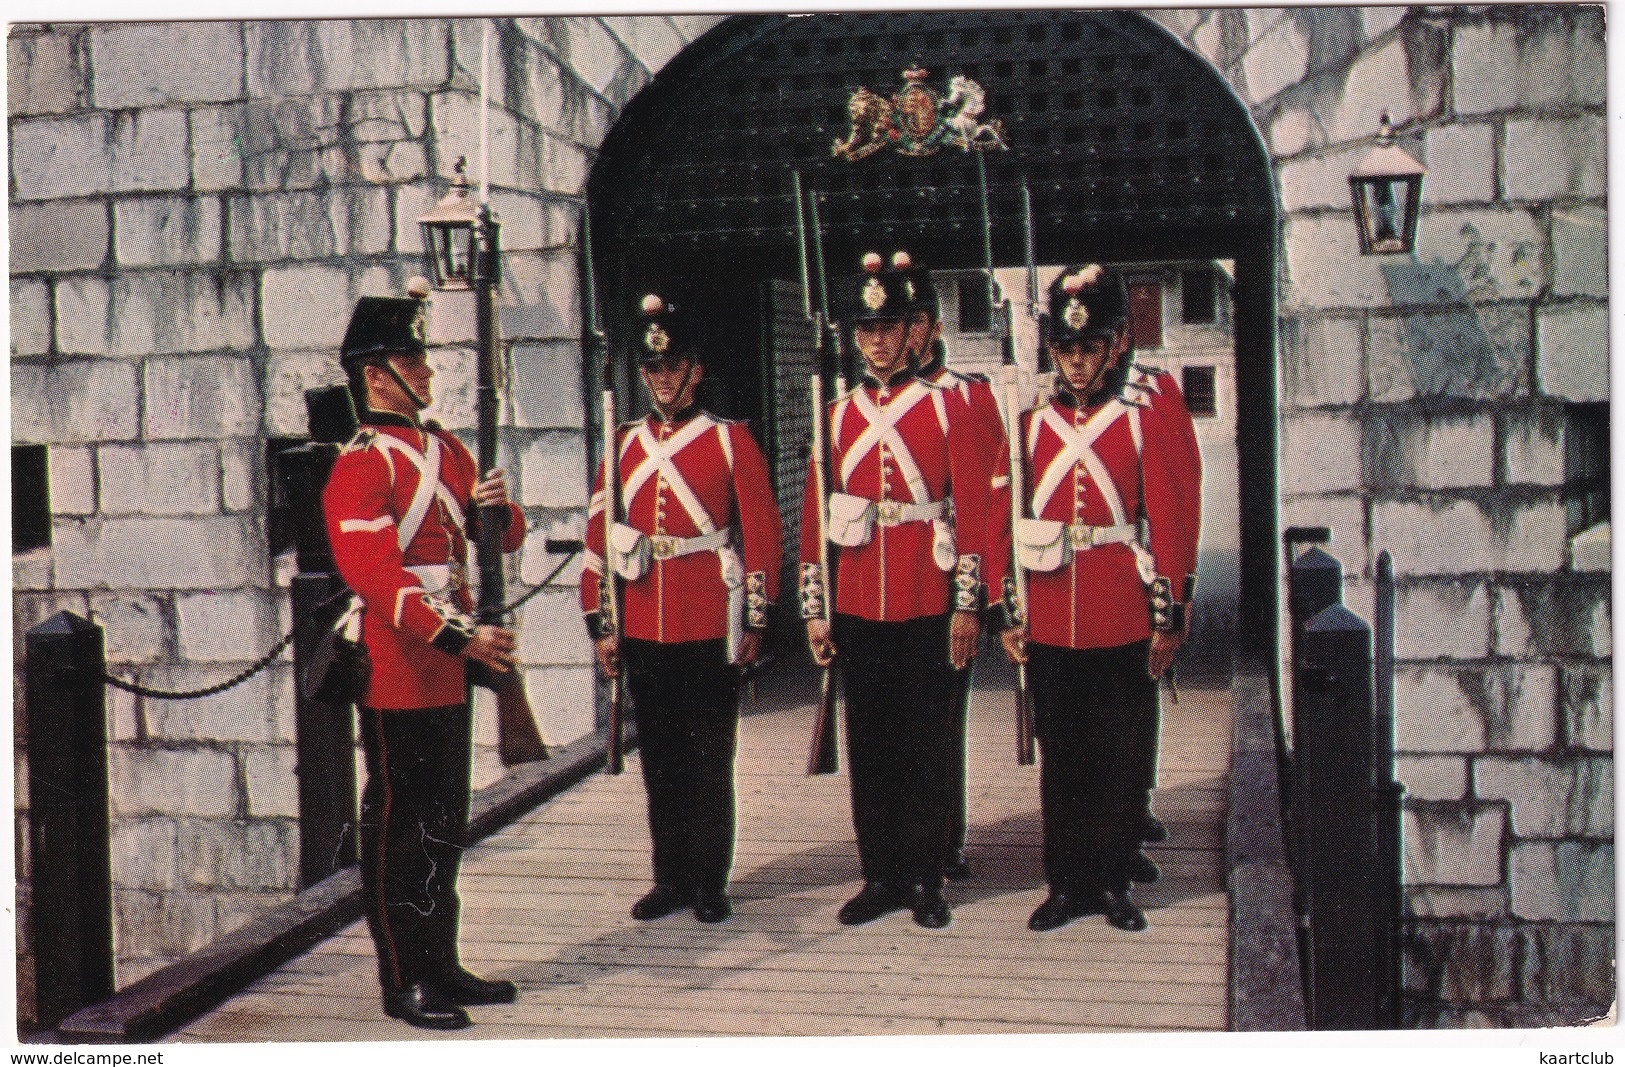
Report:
947,659,973,856
358,703,472,990
834,613,961,889
1028,640,1159,893
623,637,740,893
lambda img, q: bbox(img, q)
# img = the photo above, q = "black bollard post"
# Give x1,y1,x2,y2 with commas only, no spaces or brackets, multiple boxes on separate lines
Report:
25,612,115,1030
1282,528,1344,994
290,570,358,887
278,405,359,889
1372,551,1405,1027
1298,601,1379,1030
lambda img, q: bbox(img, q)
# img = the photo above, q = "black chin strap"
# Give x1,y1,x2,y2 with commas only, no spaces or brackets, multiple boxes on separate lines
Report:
378,358,428,412
655,360,698,419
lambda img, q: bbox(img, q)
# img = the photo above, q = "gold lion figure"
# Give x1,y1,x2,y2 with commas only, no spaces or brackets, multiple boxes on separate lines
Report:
832,87,896,162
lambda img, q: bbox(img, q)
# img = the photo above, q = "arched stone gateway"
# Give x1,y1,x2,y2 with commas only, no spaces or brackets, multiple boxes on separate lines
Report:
589,9,1279,656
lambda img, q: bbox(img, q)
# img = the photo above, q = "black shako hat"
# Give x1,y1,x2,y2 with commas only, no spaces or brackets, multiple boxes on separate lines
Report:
633,292,703,365
889,250,939,321
1044,264,1129,345
840,251,916,325
340,295,429,366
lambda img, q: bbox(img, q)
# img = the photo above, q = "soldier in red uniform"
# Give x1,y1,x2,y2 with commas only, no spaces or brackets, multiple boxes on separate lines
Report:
894,252,1008,882
581,292,782,925
322,294,526,1029
802,253,991,929
995,265,1202,933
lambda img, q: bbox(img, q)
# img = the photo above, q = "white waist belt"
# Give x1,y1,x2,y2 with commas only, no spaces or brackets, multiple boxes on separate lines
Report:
650,528,731,560
874,498,946,526
1065,522,1137,549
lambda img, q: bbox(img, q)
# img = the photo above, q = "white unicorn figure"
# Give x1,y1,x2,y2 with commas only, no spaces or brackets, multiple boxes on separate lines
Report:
942,75,1009,150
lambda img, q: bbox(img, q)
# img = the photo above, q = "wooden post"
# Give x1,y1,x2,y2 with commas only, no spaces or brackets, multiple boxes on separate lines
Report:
26,612,115,1030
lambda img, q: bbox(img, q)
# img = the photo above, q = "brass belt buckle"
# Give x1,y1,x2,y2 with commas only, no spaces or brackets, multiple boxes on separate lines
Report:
1069,524,1093,549
878,500,902,524
652,536,675,559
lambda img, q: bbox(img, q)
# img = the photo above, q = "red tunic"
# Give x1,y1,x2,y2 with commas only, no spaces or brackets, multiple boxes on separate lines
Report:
1002,365,1202,650
800,370,991,622
322,416,524,709
581,409,782,644
923,363,1009,594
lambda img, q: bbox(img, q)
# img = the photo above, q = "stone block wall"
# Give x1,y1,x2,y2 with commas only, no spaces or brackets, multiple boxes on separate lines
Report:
9,15,720,1011
1150,4,1611,1028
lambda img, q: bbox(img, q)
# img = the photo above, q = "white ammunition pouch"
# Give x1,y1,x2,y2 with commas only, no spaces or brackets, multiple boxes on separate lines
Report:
826,492,877,548
608,522,652,582
404,563,464,595
1015,518,1069,572
1015,518,1139,573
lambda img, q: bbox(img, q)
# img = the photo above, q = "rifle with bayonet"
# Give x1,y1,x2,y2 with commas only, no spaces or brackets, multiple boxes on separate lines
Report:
799,173,841,775
976,155,1035,766
467,201,548,765
584,208,626,775
1009,180,1040,766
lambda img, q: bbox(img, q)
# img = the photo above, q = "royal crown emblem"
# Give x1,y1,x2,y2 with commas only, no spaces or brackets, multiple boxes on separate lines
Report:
644,322,670,354
833,67,1009,161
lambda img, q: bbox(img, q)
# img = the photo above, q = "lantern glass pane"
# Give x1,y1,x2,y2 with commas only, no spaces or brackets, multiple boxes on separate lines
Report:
1353,175,1419,255
428,224,475,289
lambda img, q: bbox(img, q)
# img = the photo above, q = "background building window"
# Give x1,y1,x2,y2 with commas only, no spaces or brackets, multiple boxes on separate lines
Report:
1182,365,1218,418
13,445,50,553
957,276,993,333
1181,268,1217,324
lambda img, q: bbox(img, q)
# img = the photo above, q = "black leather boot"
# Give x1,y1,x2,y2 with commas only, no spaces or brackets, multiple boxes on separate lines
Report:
428,966,518,1005
1103,887,1148,932
382,982,472,1030
838,882,905,925
632,883,689,920
692,887,732,923
908,883,951,929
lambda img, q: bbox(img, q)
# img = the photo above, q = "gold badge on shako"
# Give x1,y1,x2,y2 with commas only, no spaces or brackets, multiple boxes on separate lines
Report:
863,277,888,311
644,323,670,354
1064,298,1091,332
412,303,428,343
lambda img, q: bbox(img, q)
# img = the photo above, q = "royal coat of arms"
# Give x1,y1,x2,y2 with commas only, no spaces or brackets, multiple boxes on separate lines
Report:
832,66,1009,161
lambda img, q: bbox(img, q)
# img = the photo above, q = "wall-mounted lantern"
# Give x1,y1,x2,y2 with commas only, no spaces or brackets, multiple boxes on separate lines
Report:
1348,113,1426,255
418,157,498,289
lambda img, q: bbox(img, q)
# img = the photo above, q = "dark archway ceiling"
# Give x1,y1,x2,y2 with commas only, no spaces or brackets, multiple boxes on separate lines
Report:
591,9,1276,279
